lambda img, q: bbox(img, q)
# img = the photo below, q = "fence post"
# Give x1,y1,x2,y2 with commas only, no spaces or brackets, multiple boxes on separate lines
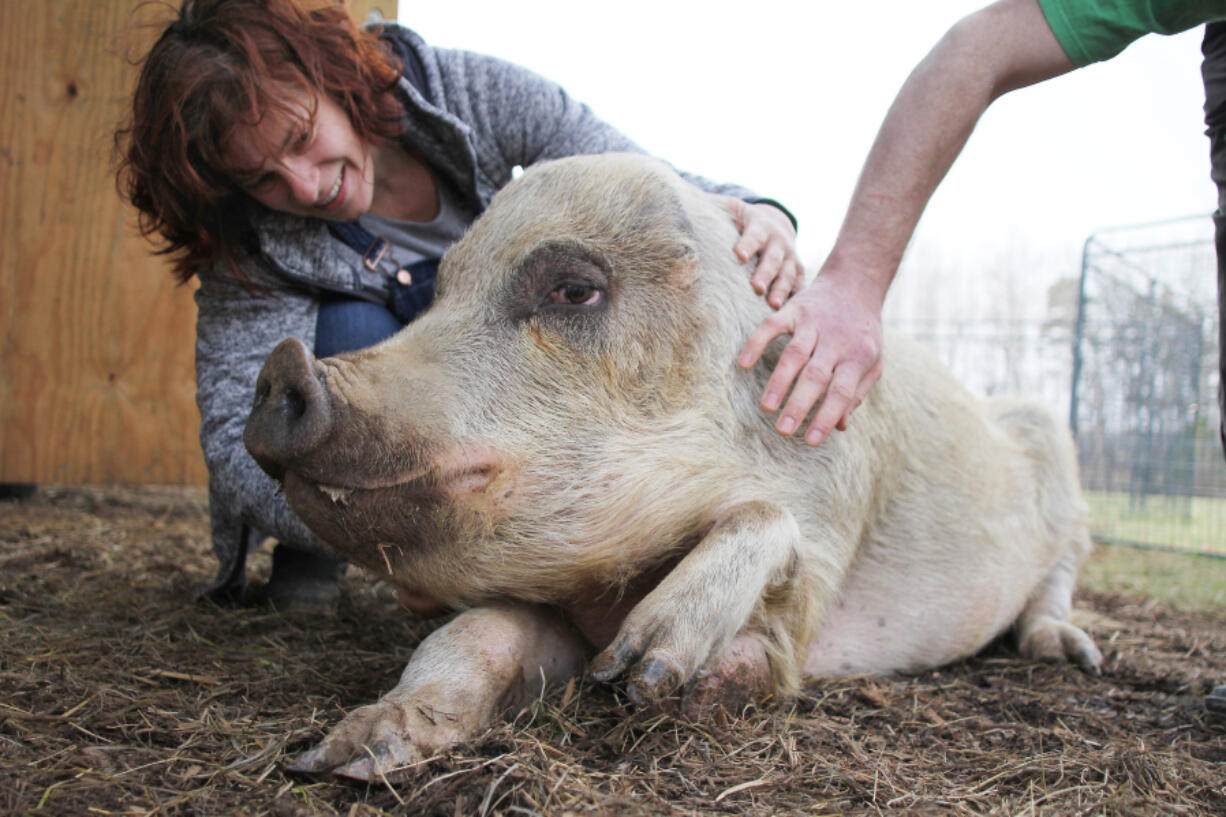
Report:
1069,233,1095,438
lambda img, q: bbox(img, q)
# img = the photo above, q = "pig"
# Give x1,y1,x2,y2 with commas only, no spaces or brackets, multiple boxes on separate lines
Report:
243,152,1102,781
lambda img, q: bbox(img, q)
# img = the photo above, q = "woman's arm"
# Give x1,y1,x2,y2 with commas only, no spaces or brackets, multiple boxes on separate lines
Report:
433,42,803,302
193,266,331,598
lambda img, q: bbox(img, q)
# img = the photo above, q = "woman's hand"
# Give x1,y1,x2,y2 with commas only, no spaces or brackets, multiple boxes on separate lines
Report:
737,267,884,446
711,194,804,308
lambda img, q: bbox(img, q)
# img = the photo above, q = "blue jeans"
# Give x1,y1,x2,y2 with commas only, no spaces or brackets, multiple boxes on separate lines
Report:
314,297,405,358
314,256,439,357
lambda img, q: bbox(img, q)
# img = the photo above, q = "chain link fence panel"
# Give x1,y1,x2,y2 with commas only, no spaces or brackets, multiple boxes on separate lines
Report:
887,214,1224,556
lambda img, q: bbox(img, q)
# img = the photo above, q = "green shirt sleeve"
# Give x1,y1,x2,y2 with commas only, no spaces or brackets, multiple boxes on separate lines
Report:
1038,0,1226,66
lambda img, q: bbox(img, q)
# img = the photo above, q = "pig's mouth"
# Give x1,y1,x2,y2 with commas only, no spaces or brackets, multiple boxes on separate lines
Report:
303,466,435,505
304,464,500,505
280,451,512,576
284,446,507,507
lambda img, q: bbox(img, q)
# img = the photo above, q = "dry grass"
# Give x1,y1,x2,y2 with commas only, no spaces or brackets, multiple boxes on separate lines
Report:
2,485,1224,816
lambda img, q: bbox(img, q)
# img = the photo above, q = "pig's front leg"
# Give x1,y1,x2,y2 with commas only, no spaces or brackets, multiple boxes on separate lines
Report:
287,603,586,781
591,500,817,706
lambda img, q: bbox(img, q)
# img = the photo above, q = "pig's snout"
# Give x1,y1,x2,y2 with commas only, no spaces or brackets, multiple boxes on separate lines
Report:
244,338,333,481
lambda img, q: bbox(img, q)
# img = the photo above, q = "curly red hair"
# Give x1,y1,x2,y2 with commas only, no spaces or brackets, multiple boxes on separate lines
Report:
116,0,404,284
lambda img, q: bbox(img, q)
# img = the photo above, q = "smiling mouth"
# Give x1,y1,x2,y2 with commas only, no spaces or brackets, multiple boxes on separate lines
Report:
319,166,344,208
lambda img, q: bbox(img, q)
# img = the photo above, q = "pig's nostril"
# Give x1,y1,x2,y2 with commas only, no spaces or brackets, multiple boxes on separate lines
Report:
245,337,333,476
281,385,308,423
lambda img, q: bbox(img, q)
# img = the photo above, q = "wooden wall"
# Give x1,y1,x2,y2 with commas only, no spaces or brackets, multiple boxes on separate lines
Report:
0,0,397,486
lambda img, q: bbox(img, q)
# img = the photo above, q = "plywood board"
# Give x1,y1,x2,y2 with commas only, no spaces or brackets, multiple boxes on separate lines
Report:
0,0,397,486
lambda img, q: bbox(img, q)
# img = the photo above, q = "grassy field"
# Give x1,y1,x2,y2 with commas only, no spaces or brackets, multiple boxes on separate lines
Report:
1085,490,1226,556
1083,490,1226,613
1080,540,1226,613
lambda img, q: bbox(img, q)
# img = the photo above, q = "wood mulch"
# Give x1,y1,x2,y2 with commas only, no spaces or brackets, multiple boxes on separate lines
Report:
2,485,1223,816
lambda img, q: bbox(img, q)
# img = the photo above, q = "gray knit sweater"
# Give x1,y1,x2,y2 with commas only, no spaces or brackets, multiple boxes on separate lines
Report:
195,24,778,598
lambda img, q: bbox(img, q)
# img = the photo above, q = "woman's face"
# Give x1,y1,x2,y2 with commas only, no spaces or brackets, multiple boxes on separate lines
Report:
222,86,376,222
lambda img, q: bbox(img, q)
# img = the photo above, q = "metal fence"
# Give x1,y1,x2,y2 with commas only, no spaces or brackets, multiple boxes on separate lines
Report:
889,215,1225,556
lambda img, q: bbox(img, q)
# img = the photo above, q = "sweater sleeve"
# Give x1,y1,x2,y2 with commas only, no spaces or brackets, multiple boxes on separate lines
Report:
193,264,333,597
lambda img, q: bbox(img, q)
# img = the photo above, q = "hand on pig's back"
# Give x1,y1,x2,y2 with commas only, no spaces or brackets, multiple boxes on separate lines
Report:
708,194,804,309
738,266,884,446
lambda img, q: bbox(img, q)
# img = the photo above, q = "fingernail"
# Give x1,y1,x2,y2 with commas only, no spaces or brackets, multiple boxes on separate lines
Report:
738,352,753,368
806,428,825,445
778,416,795,434
763,393,781,411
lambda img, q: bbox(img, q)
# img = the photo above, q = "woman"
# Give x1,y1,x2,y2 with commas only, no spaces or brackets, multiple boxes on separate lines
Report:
117,0,803,608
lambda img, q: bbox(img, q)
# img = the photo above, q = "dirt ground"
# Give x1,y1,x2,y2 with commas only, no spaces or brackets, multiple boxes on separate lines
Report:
1,485,1223,816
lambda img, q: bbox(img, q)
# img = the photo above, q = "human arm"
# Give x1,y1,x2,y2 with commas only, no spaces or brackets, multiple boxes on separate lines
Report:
739,0,1076,445
424,39,802,301
193,265,334,598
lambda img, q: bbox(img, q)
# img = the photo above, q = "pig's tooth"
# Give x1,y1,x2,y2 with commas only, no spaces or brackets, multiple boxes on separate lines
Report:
318,484,352,504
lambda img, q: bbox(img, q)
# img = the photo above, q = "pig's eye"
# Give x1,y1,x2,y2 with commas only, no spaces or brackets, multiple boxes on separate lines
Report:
547,282,601,306
511,241,611,320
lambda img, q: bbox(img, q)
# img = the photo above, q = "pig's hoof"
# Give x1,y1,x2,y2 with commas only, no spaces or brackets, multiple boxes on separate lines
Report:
591,636,685,706
625,655,686,707
330,737,422,782
283,702,421,781
592,639,690,705
591,605,736,704
1018,618,1103,674
589,638,640,683
283,699,461,781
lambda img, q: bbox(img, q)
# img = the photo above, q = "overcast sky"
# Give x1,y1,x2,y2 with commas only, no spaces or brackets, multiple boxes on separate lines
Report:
398,1,1214,310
